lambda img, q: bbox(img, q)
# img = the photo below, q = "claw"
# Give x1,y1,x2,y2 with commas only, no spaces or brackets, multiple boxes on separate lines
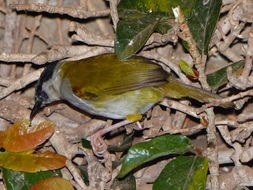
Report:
89,119,135,157
90,132,108,157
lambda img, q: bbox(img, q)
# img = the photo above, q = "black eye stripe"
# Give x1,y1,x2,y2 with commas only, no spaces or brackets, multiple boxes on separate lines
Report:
35,61,58,98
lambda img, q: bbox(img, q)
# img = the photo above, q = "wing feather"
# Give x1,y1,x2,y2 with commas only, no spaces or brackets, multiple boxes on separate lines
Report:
60,54,169,99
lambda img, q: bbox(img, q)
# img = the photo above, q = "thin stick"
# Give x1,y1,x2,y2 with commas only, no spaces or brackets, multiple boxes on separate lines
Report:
10,3,110,20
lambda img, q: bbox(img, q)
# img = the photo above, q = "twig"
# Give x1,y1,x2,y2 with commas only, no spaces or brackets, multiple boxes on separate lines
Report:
71,26,114,47
144,27,179,49
49,131,87,188
69,180,83,190
160,99,199,118
218,22,245,52
87,0,113,36
66,159,87,189
31,45,112,65
10,3,110,20
200,89,253,110
23,27,53,47
23,15,43,76
0,53,36,62
146,125,205,139
0,68,43,99
232,24,253,89
206,108,219,190
109,0,119,31
26,15,42,53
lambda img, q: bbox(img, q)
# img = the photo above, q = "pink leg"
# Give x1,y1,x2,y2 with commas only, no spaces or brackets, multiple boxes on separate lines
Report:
90,120,134,157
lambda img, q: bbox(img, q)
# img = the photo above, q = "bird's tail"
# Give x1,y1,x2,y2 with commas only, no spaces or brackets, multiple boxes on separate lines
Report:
159,77,232,108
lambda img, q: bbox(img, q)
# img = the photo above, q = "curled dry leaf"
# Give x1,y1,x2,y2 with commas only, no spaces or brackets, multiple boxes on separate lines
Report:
1,120,55,152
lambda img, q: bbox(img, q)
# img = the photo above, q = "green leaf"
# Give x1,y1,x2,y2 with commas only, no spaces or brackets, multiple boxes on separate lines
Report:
118,0,194,18
79,165,89,186
153,156,208,190
112,174,136,190
2,168,61,190
115,15,161,59
81,139,92,149
116,0,196,59
155,18,172,34
117,135,192,178
179,60,198,79
187,0,222,54
108,134,133,152
207,60,244,90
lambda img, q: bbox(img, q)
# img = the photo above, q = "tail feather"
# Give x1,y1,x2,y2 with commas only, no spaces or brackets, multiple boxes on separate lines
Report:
160,77,232,108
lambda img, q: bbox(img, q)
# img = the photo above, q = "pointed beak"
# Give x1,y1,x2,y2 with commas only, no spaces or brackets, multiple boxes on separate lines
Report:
30,99,43,120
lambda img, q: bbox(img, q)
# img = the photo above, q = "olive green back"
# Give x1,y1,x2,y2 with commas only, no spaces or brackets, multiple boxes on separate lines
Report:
59,53,168,101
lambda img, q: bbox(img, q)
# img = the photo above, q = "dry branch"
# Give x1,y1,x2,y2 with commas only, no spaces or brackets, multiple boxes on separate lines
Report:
10,3,110,20
0,68,43,99
31,45,112,65
0,53,36,62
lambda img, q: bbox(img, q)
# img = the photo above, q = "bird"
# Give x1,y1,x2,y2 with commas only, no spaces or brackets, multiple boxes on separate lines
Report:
30,53,226,156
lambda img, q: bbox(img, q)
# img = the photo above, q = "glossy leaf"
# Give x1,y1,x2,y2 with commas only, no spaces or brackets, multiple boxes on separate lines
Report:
118,135,192,178
207,60,244,90
153,156,208,190
81,139,92,149
155,18,172,34
112,173,136,190
115,15,161,59
118,0,194,18
1,120,55,152
2,168,61,190
179,60,199,79
29,177,74,190
0,151,66,173
108,134,133,152
187,0,222,54
116,0,196,59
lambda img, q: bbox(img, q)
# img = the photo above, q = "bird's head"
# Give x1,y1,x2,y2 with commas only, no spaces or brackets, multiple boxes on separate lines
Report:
30,89,49,120
30,62,58,120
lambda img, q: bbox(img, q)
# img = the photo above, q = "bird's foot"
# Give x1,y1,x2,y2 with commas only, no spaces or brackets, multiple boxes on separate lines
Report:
89,119,135,157
90,131,108,157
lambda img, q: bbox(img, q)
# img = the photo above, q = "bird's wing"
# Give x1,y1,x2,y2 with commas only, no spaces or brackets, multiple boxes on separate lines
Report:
102,67,168,95
59,54,168,100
